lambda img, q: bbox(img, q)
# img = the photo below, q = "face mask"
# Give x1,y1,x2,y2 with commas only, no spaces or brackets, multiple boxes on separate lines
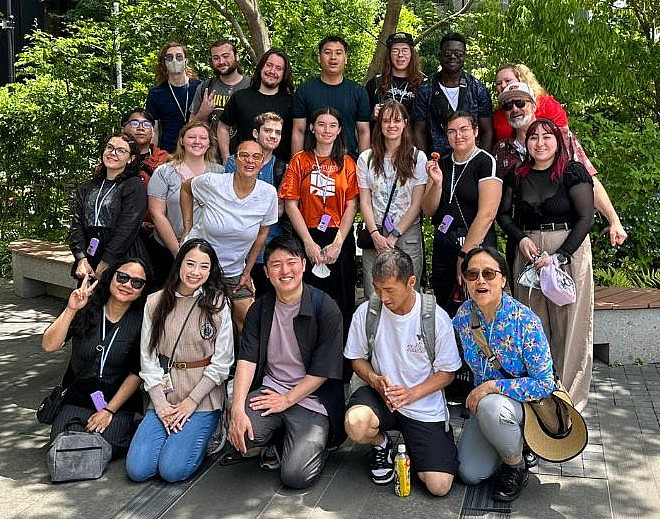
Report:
166,60,186,74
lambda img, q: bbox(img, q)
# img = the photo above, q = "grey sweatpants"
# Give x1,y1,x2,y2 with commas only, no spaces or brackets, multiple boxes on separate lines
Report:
457,393,524,485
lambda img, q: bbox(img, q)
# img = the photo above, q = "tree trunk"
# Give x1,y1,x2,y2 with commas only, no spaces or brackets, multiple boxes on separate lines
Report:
362,0,404,84
233,0,271,59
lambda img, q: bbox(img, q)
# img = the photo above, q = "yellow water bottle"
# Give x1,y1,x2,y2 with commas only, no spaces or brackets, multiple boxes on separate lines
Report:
394,443,411,497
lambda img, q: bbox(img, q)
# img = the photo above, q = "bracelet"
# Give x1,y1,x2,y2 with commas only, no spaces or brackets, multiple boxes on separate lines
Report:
369,229,378,235
103,407,115,415
458,250,467,259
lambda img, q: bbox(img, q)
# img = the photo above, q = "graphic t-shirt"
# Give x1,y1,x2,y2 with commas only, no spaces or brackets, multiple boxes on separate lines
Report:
278,151,359,228
365,75,421,118
190,76,251,131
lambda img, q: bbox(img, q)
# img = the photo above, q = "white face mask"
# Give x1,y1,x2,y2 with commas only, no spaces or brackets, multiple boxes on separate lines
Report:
166,59,186,74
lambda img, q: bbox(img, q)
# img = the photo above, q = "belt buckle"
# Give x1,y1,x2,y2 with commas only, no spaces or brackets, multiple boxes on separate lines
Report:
173,362,187,369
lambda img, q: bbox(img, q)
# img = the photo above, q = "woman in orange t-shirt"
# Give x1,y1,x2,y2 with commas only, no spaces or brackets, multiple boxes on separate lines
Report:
279,107,358,354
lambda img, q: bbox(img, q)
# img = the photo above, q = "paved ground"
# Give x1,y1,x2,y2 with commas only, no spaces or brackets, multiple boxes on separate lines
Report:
2,279,660,518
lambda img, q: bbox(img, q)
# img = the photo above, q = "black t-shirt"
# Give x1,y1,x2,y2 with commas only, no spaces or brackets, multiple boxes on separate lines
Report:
63,304,143,414
292,77,370,158
365,74,420,118
219,87,293,161
431,148,500,230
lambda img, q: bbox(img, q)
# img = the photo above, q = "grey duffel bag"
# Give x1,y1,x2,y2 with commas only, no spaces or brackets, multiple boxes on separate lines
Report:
47,417,112,482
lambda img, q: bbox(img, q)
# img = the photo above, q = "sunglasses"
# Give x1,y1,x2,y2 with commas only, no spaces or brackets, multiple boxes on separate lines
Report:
164,54,185,62
115,271,146,289
464,268,502,281
502,99,529,111
236,151,264,162
125,119,153,129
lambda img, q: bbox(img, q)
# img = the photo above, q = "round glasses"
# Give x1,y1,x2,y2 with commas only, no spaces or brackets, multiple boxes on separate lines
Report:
104,144,131,157
125,119,153,129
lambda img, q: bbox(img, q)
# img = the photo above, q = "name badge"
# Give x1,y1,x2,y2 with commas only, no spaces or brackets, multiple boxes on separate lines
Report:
384,216,395,233
438,214,453,234
317,214,331,232
162,373,174,394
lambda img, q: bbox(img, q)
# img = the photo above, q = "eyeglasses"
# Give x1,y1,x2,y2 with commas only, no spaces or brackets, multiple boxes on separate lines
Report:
391,48,411,56
446,126,474,137
125,119,153,129
441,49,465,59
236,151,264,162
104,144,131,157
502,99,530,111
464,268,502,281
164,54,185,62
115,271,146,289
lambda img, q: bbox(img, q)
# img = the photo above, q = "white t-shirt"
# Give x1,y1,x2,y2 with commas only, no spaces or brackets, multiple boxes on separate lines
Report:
190,173,278,276
357,149,428,228
344,292,462,422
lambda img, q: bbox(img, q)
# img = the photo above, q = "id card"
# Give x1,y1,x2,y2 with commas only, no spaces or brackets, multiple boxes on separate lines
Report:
87,237,99,256
317,214,331,232
437,214,453,234
384,216,395,233
90,390,107,412
162,372,174,394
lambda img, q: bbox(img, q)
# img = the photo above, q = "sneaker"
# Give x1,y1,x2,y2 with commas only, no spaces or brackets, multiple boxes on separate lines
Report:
370,435,394,485
492,463,528,502
260,444,281,471
523,444,538,468
206,412,228,456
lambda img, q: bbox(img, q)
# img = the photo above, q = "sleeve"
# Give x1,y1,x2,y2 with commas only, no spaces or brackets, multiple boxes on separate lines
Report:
139,298,165,392
238,299,262,363
278,154,303,200
432,307,463,373
476,151,501,183
262,185,279,226
475,81,493,118
219,92,238,126
356,150,371,189
565,129,597,176
102,177,147,265
224,155,236,173
147,164,171,199
343,302,370,360
355,85,372,122
536,95,569,128
494,310,555,401
307,294,344,380
188,302,235,404
145,88,161,120
413,150,428,185
413,83,430,123
343,156,360,200
291,85,308,119
557,162,594,257
497,171,526,245
365,76,379,111
189,82,204,115
69,186,88,262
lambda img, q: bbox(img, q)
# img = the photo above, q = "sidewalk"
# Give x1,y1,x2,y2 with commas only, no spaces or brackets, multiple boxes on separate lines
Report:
1,278,659,518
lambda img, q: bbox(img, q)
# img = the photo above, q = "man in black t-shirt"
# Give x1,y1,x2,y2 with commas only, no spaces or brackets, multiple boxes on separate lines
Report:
218,49,294,162
291,35,371,159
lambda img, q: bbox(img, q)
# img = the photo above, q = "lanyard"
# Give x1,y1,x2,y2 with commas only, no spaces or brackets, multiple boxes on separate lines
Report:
481,316,498,379
98,305,121,378
168,82,190,121
93,179,117,226
314,153,331,206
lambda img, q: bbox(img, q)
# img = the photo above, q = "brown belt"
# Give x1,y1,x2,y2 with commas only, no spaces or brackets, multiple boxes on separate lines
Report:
171,356,212,370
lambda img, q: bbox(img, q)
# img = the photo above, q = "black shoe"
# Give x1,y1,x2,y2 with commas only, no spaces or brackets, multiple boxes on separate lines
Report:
492,463,528,502
370,436,394,485
523,445,538,468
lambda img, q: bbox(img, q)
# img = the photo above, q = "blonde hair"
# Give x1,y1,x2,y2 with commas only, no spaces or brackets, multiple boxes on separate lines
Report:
496,63,546,97
171,121,218,164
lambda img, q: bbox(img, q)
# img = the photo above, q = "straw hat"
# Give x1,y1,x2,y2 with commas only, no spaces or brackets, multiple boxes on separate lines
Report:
523,388,588,463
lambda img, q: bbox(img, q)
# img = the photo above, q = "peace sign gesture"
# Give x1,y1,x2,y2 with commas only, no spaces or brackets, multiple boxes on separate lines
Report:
66,274,99,311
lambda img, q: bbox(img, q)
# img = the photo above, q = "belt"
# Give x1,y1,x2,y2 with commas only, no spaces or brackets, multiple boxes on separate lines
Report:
523,222,571,232
171,356,212,370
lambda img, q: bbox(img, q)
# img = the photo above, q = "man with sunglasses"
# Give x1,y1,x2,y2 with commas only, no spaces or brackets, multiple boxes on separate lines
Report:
413,32,493,158
493,82,627,248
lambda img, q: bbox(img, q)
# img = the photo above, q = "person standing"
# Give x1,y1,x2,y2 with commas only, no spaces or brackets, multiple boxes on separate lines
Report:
146,42,201,153
218,49,294,162
291,35,371,159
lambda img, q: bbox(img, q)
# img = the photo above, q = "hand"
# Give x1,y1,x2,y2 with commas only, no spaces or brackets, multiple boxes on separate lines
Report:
322,241,341,264
384,384,416,412
229,407,254,454
249,388,292,416
75,257,94,279
304,241,323,265
67,274,98,311
385,234,398,250
518,237,539,262
86,409,113,434
235,271,255,297
140,221,155,233
533,253,552,270
198,88,216,119
372,103,382,120
372,232,390,253
426,160,443,186
167,397,198,433
156,404,178,435
368,372,392,401
466,381,497,414
609,221,628,247
95,260,109,279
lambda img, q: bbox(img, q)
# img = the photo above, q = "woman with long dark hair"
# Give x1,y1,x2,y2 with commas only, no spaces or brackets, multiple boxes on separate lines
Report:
42,259,149,458
279,107,358,350
358,100,427,298
69,133,150,281
498,118,594,412
126,239,233,482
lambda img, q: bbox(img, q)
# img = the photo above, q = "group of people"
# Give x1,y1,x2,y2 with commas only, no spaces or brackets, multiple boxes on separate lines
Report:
43,29,627,502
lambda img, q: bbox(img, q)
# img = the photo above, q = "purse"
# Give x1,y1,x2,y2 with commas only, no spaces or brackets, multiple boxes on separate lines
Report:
47,417,112,482
357,169,399,250
36,368,82,425
540,255,576,306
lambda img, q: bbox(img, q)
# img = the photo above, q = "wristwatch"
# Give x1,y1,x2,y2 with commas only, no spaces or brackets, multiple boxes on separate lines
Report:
390,228,402,239
556,253,570,265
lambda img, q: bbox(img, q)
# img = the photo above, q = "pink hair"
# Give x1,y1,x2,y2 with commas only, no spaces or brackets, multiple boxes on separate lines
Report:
517,118,569,182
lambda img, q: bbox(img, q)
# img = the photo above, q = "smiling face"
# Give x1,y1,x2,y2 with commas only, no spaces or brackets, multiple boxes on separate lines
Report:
102,136,134,173
390,43,412,74
527,124,558,168
311,113,341,148
439,40,465,74
505,95,535,130
464,252,505,311
253,119,283,152
109,261,146,304
177,247,211,295
318,41,347,76
211,43,238,77
446,116,477,155
495,67,518,95
265,248,305,298
380,106,407,141
260,53,285,90
235,140,264,178
181,126,210,159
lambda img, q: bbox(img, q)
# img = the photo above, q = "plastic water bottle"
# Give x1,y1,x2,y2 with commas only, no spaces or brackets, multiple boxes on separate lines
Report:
394,443,411,497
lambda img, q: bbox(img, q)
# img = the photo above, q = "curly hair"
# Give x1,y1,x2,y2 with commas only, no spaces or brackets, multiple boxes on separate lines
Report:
496,63,546,97
92,133,140,181
155,41,197,85
251,48,293,95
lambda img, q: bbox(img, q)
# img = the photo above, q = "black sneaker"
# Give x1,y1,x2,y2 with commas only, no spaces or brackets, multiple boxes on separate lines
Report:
492,463,528,502
259,444,281,471
523,444,538,468
370,435,394,485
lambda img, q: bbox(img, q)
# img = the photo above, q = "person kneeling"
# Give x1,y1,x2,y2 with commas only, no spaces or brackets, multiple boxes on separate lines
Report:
229,236,345,490
344,248,462,496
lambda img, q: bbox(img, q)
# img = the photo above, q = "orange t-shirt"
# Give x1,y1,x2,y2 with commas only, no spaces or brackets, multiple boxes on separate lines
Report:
279,151,359,228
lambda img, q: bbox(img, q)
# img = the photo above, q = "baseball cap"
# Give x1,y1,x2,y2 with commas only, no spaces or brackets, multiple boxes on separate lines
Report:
386,32,414,49
498,82,535,104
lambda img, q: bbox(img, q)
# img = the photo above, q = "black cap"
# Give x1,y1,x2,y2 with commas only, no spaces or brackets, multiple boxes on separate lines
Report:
386,32,414,49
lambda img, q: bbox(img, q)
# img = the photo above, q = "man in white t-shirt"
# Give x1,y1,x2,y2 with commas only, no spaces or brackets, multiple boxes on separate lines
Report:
344,248,462,496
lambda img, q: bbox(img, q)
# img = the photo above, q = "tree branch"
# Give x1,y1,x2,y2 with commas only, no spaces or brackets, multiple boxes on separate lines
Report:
206,0,258,62
413,0,477,45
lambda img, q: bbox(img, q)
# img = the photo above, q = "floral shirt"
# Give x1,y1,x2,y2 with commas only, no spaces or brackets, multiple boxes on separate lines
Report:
452,292,554,402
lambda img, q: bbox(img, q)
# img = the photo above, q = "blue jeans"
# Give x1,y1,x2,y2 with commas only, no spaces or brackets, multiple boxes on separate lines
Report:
126,409,219,482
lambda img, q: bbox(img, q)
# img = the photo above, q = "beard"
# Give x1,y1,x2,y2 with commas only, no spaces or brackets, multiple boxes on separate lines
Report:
509,112,534,129
214,62,238,78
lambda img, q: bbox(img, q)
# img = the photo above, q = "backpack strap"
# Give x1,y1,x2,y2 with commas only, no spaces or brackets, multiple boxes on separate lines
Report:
273,158,288,190
419,292,436,371
365,294,382,361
